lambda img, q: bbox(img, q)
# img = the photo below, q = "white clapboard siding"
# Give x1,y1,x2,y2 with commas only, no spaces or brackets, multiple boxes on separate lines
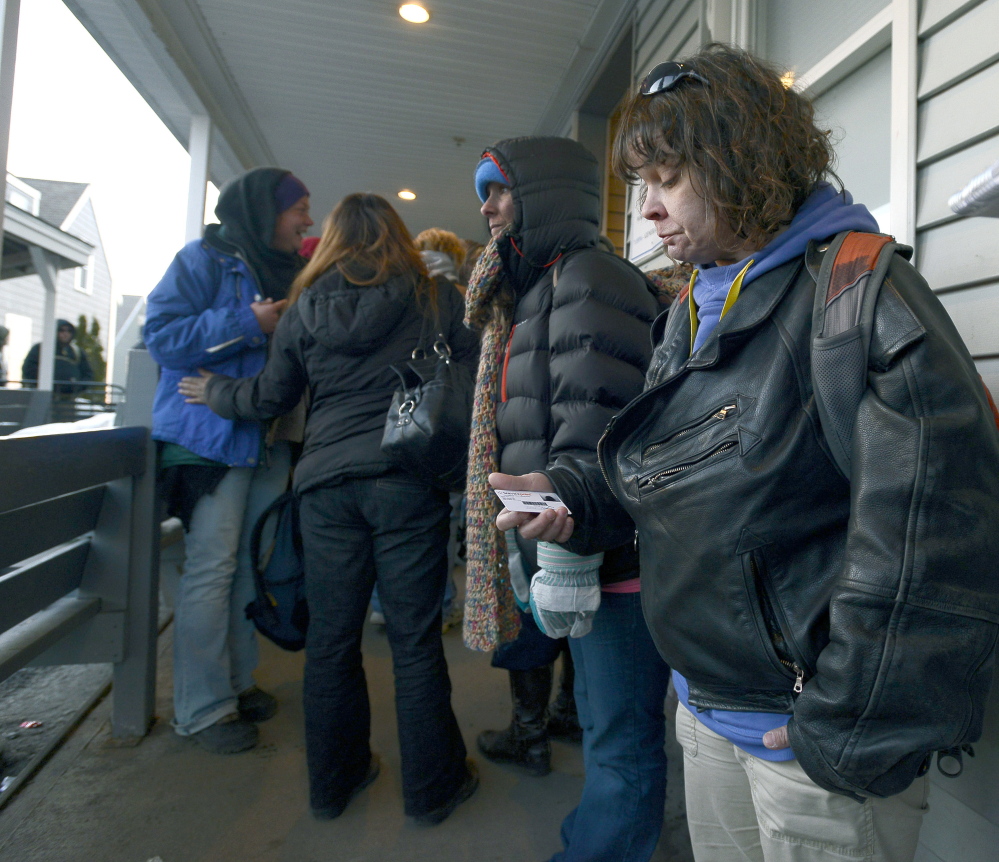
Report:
634,0,699,74
916,132,999,228
918,216,999,292
918,0,999,98
977,355,999,396
917,53,999,165
937,281,999,356
626,0,702,265
920,0,987,35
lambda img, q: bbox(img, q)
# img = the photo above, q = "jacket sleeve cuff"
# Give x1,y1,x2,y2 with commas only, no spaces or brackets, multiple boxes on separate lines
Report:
236,304,267,348
203,373,239,420
547,461,633,556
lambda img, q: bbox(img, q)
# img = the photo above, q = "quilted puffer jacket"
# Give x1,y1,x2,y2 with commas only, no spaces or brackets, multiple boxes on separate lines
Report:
485,136,659,579
548,242,999,799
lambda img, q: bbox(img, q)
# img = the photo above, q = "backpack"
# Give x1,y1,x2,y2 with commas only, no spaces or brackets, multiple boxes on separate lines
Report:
246,490,309,651
811,231,999,777
811,231,999,478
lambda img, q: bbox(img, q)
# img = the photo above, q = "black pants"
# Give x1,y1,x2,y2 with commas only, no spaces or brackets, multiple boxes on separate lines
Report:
298,474,467,816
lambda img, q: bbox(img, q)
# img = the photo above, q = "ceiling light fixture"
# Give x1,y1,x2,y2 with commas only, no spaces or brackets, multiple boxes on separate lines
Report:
398,189,417,200
780,70,795,89
399,4,430,24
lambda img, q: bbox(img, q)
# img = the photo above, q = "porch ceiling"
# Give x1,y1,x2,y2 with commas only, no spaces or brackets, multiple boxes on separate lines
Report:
65,0,635,241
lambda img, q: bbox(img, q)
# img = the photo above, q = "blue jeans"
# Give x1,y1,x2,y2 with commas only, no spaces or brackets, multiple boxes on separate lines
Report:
171,442,291,735
551,590,670,862
298,474,468,816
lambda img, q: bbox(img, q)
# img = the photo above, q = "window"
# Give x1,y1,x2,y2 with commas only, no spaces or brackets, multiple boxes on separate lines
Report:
73,255,94,294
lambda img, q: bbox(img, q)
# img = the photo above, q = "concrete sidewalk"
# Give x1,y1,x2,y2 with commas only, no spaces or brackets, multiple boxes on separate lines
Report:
0,615,692,862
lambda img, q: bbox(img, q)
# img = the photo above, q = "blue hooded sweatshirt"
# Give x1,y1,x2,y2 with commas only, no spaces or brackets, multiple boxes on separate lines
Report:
677,184,880,760
691,183,880,353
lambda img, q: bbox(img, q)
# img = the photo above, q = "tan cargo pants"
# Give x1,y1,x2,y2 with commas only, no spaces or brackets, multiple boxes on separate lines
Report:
676,704,929,862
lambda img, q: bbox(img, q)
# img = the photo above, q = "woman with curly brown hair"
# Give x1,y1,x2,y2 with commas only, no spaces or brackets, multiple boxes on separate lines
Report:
179,193,479,825
492,44,999,862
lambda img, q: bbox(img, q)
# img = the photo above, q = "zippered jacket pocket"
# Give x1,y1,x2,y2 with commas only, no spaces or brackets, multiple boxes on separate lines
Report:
642,401,738,460
746,550,807,694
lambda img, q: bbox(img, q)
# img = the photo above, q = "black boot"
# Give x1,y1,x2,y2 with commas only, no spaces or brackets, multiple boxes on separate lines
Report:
477,665,553,776
547,650,582,744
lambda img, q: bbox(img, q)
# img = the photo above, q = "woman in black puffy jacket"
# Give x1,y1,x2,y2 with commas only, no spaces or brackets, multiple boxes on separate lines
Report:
464,136,675,862
180,193,479,825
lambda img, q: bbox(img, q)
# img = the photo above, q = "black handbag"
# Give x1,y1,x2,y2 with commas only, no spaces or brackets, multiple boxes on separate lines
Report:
380,307,473,490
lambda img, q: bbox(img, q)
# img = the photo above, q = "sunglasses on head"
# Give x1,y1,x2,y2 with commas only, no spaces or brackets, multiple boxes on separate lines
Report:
639,61,709,95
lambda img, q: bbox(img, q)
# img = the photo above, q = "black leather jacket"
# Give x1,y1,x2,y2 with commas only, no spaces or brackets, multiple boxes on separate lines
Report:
548,243,999,799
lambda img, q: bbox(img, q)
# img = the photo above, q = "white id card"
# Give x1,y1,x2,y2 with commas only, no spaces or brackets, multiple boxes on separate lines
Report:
493,489,572,514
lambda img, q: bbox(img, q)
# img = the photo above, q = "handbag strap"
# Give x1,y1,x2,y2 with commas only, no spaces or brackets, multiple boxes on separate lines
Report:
412,278,452,360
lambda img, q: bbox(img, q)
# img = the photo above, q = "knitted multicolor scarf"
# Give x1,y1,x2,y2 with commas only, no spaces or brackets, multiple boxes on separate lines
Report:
462,232,521,652
644,263,694,308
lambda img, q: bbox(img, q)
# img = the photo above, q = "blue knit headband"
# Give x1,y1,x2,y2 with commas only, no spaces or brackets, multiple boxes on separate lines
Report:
474,156,510,203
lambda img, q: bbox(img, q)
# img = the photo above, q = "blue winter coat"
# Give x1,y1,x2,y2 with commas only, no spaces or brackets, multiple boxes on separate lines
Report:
144,239,270,466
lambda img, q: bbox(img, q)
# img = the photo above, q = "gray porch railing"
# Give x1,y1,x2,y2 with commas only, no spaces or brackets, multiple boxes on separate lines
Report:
0,349,160,740
0,381,127,435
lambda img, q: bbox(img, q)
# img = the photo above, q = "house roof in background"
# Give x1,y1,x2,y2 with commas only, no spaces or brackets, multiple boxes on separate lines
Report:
16,178,89,231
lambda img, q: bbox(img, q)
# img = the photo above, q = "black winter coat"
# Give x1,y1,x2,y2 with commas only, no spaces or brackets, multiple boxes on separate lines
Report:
548,243,999,800
484,136,659,580
204,269,479,494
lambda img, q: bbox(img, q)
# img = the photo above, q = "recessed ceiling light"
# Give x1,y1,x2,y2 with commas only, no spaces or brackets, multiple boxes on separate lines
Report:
780,70,795,89
398,189,417,200
399,4,430,24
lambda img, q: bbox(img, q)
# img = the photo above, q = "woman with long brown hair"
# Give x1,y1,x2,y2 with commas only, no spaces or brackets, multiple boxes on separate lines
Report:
179,192,479,824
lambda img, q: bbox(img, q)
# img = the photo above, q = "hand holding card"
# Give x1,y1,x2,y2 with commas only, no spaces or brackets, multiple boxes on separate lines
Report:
493,489,572,514
488,472,576,544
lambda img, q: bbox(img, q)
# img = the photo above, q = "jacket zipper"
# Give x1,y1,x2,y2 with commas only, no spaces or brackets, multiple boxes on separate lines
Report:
643,403,737,458
639,439,737,489
597,422,616,492
750,554,805,694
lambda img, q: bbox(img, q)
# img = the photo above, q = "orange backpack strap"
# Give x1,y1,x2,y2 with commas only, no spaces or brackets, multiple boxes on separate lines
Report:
826,233,893,307
811,231,899,478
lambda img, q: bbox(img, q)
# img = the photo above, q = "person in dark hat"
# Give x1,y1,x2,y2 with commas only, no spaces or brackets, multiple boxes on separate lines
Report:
143,167,313,754
20,318,94,394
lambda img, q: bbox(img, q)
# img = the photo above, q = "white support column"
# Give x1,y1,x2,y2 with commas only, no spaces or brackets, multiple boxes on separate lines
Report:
28,246,57,391
702,0,759,50
0,0,21,254
185,114,212,242
890,0,918,250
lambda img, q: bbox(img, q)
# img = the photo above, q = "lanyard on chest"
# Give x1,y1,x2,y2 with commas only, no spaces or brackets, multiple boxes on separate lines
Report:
687,259,754,357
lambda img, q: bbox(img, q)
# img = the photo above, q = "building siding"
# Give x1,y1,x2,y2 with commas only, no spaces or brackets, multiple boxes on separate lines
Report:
0,195,112,381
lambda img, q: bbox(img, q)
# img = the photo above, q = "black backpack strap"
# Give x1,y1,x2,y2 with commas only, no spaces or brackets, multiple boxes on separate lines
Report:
810,231,899,479
249,490,297,588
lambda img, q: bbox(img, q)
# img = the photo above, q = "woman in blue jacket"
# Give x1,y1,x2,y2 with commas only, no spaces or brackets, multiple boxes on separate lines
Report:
144,167,312,754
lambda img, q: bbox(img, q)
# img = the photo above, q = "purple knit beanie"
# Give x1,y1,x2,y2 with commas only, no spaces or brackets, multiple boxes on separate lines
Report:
274,173,310,213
